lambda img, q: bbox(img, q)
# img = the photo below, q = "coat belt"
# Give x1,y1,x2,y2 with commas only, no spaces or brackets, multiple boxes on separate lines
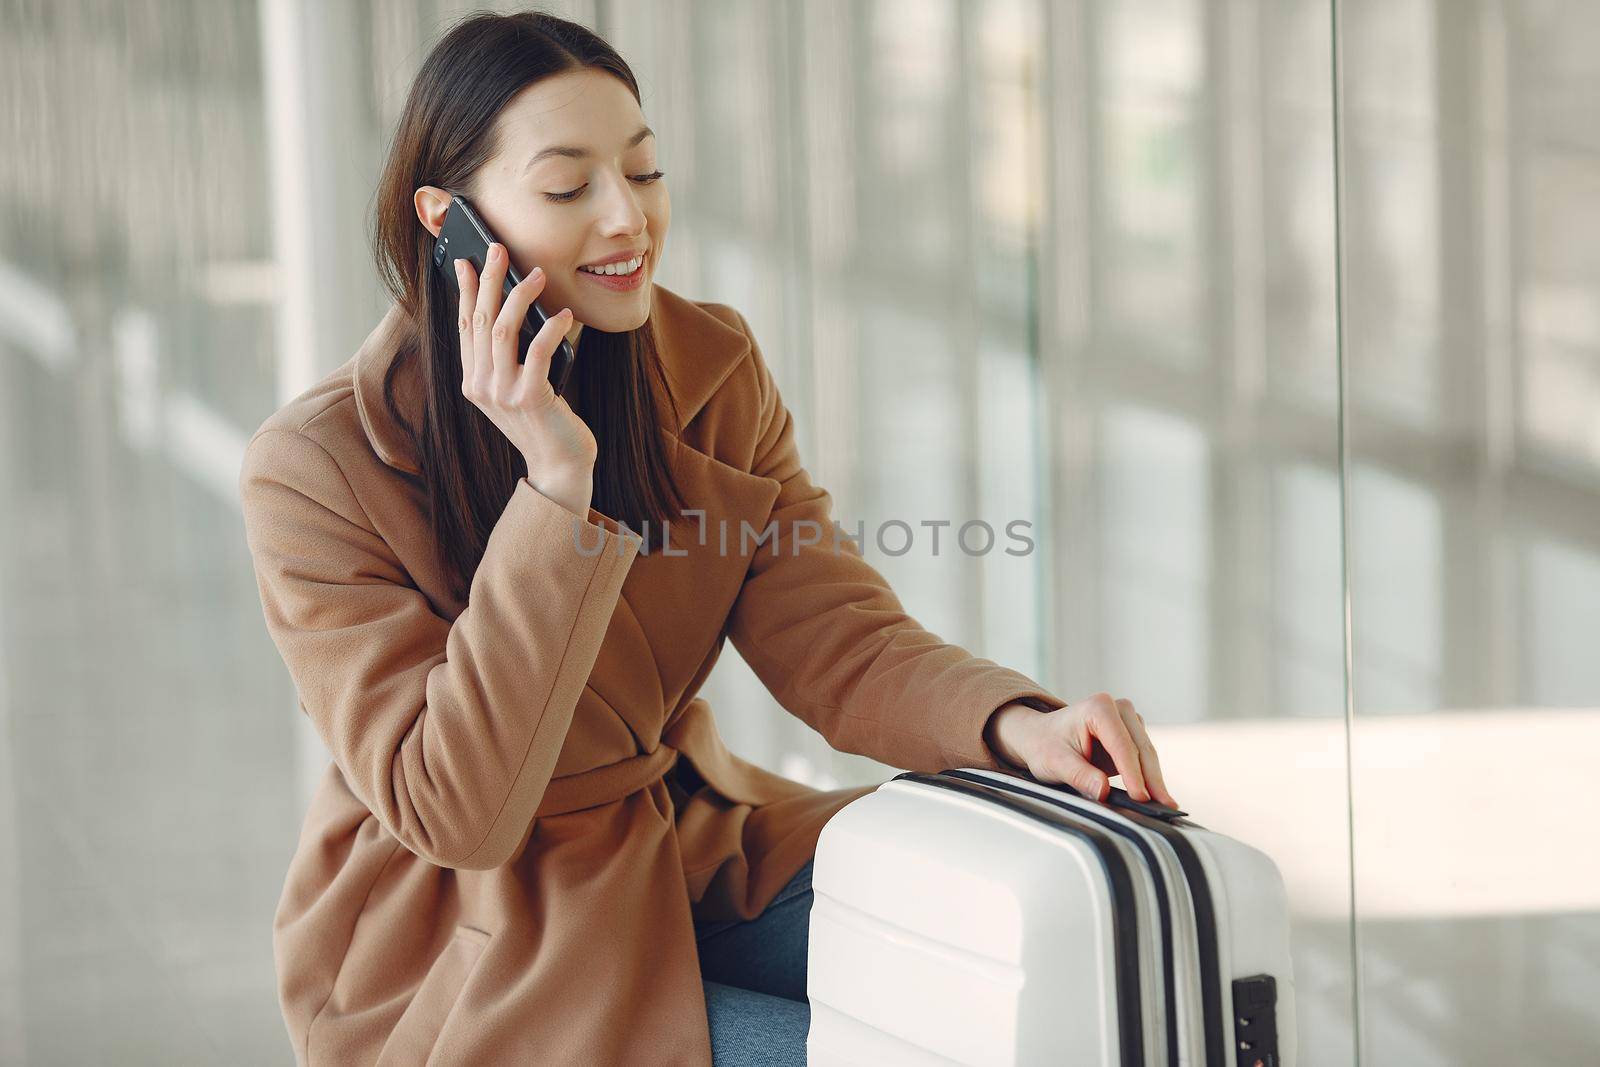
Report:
534,743,681,817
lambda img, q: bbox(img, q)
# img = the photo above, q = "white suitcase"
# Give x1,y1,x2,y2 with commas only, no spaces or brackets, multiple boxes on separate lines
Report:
805,767,1295,1067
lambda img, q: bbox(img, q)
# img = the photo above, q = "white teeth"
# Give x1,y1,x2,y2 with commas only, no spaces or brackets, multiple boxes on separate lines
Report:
580,254,644,277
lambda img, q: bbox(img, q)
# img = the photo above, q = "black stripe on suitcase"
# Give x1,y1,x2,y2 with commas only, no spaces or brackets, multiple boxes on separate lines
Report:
940,769,1183,1067
919,770,1229,1067
892,771,1146,1067
1109,802,1227,1066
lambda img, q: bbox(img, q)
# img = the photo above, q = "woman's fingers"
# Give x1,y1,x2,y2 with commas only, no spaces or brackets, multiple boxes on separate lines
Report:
1083,693,1151,802
455,258,478,386
1028,699,1118,802
478,243,513,384
1115,699,1179,808
1058,751,1111,802
518,304,574,395
494,261,545,378
1021,694,1178,808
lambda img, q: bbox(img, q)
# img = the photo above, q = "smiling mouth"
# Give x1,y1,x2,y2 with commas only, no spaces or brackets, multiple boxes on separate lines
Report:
577,251,647,277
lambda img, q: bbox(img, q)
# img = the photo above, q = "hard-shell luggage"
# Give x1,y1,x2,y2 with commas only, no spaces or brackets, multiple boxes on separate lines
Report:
805,767,1296,1066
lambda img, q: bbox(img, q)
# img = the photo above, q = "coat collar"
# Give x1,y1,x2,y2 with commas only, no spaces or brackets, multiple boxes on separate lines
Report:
353,282,751,475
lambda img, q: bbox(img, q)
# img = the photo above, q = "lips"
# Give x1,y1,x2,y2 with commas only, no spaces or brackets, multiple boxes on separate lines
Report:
579,248,648,270
576,251,648,291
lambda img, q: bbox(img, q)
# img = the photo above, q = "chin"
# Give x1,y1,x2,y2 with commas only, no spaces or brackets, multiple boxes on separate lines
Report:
576,292,652,334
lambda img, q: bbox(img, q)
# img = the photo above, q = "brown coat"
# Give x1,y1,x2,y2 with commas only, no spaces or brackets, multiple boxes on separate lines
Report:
238,282,1067,1065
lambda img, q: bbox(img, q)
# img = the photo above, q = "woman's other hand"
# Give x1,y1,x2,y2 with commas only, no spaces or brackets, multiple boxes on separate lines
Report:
983,693,1180,809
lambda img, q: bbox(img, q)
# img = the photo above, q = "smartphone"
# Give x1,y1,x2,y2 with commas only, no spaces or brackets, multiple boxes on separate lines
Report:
431,195,576,396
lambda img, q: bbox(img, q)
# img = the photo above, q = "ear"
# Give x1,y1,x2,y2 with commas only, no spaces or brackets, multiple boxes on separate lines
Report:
414,185,452,238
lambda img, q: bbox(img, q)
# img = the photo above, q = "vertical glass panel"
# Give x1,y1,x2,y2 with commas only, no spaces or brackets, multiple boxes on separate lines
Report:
1048,2,1355,1061
1341,0,1440,428
1523,535,1600,706
0,1,291,1058
1340,0,1600,1062
1263,1,1342,414
1094,0,1207,370
1348,464,1442,712
861,0,958,266
1518,129,1600,469
1272,463,1347,719
1098,403,1212,722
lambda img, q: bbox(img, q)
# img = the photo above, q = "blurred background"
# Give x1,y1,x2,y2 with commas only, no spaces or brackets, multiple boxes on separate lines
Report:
1,0,1597,1062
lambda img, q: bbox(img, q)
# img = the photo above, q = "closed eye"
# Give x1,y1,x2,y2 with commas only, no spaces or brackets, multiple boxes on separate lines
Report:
545,170,666,204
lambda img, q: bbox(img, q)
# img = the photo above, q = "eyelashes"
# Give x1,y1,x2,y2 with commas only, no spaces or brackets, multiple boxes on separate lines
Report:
544,170,666,204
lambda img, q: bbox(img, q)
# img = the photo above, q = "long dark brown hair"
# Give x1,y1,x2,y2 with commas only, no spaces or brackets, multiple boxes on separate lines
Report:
372,10,684,602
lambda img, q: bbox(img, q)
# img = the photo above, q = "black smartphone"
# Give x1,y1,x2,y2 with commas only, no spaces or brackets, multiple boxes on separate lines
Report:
431,195,576,396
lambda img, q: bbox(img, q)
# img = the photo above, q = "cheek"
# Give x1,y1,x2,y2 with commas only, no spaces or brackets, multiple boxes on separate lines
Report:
641,203,668,269
510,208,586,272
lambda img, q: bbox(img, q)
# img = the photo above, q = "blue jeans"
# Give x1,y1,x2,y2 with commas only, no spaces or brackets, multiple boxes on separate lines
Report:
694,857,815,1065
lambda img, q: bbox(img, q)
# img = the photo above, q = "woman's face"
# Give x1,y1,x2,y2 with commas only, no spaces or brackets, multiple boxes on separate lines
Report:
415,68,669,349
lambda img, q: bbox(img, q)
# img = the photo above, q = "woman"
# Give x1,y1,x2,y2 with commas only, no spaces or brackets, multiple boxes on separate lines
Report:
238,11,1178,1065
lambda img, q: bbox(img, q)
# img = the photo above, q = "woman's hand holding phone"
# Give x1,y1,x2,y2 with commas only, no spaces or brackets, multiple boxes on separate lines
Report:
455,243,597,518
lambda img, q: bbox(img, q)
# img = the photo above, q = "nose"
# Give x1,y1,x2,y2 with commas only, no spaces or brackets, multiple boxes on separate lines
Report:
593,171,648,238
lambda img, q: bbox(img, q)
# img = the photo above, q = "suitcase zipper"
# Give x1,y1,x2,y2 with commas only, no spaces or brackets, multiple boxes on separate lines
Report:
1104,803,1226,1067
979,778,1227,1067
893,771,1147,1067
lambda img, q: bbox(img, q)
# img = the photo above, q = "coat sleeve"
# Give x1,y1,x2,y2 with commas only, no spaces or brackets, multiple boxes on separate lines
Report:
238,426,644,869
721,310,1068,774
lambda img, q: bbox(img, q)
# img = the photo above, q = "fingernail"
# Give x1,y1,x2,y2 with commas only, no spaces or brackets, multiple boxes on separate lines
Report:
530,266,543,279
490,243,503,262
454,258,464,278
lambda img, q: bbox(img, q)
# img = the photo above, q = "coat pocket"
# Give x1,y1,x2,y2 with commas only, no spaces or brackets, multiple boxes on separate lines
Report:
374,925,491,1067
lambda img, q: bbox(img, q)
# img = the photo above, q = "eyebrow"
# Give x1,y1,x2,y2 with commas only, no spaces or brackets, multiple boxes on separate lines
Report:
523,125,655,173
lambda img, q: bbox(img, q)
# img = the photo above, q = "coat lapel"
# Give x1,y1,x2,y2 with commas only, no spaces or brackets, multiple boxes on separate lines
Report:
584,438,780,749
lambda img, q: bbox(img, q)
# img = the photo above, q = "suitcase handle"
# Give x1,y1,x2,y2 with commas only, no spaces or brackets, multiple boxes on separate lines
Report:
1035,778,1189,821
948,769,1191,820
1103,786,1189,821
